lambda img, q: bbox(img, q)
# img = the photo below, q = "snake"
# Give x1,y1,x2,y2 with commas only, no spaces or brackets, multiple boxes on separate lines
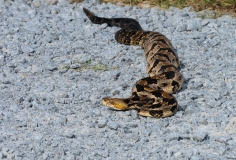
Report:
83,8,184,118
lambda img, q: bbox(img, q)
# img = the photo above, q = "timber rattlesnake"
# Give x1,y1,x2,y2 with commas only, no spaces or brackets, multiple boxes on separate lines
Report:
83,8,184,118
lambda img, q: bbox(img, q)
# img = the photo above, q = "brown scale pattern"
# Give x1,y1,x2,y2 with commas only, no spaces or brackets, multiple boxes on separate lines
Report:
83,8,184,118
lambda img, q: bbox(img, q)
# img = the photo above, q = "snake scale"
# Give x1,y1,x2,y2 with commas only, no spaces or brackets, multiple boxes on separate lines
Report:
83,8,184,118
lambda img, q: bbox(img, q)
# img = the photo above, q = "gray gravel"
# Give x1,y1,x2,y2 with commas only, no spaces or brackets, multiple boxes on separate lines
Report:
1,0,236,159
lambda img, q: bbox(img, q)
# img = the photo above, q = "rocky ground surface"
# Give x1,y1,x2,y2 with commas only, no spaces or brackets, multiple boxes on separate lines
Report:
1,0,236,159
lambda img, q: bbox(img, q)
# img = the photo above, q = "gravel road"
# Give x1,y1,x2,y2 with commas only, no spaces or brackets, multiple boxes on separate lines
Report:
1,0,236,159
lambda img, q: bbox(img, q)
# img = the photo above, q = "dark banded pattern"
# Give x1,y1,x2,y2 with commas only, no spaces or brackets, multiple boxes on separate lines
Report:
83,8,184,118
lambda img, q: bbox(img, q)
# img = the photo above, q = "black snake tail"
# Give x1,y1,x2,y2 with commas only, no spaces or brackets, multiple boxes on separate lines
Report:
83,8,143,31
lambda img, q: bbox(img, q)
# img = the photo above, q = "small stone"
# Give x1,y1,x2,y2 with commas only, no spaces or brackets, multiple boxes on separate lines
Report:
123,127,132,134
186,19,202,31
21,45,34,53
176,23,186,32
9,104,19,112
70,63,80,69
45,61,58,71
193,132,208,142
225,117,236,134
185,101,197,115
51,10,58,14
96,149,109,158
31,64,42,73
201,19,210,26
174,110,183,118
97,119,107,128
107,121,118,130
174,152,183,158
63,130,75,138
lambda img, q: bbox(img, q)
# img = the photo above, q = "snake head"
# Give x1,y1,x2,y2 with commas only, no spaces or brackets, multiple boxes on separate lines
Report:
102,97,129,110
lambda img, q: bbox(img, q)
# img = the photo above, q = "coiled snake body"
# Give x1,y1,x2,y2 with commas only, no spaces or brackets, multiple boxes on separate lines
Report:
83,8,184,118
